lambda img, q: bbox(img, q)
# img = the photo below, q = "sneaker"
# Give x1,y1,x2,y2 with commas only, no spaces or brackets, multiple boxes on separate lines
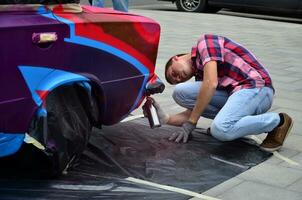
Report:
260,113,293,152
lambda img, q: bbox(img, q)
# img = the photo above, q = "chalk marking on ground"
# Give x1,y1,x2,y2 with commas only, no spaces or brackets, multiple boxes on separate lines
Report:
126,177,221,200
210,155,249,169
250,135,300,166
121,114,144,122
272,152,300,166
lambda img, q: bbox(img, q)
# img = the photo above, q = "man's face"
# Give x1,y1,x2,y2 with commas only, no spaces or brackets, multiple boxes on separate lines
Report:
167,58,192,84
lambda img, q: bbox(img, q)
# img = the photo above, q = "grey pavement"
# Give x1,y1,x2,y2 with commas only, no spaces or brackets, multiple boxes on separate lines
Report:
128,5,302,200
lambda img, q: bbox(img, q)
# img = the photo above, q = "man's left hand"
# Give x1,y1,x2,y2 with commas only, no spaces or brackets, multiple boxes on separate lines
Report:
169,121,196,143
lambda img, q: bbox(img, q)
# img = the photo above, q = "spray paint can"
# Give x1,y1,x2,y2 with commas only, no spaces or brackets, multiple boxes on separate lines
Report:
142,98,161,129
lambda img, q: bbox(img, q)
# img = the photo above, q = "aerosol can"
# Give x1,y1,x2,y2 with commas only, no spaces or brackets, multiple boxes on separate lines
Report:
142,98,161,129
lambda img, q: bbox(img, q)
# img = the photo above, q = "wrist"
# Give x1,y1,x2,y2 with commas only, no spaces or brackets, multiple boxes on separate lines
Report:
183,120,196,133
188,118,197,125
163,114,170,124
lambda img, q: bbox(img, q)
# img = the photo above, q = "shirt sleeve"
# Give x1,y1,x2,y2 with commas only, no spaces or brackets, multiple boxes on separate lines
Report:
197,34,224,69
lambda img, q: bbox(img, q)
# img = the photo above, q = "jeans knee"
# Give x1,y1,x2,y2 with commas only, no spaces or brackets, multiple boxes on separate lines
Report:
172,83,187,107
211,121,234,142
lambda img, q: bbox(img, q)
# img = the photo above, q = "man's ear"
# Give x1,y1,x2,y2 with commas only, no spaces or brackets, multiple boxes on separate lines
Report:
172,55,179,62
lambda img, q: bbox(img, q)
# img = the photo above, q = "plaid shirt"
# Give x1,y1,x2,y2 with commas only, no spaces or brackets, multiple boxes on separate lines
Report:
191,34,273,94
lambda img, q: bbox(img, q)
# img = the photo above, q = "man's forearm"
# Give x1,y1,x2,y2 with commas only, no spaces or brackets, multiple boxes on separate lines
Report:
189,61,218,124
189,84,216,124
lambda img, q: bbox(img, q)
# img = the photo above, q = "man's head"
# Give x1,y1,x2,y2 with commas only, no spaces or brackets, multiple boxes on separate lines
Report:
165,53,194,85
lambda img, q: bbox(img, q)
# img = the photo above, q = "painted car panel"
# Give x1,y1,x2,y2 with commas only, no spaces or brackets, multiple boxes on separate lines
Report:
0,133,25,157
0,5,161,134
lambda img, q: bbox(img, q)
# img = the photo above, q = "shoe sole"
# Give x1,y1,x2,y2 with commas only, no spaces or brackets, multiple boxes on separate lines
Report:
260,119,294,153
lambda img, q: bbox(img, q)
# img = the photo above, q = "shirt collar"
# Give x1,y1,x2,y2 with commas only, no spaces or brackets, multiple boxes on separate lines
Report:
191,46,197,58
191,46,198,72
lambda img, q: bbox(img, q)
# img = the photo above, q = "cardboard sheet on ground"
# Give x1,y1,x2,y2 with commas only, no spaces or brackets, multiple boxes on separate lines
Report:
0,118,271,199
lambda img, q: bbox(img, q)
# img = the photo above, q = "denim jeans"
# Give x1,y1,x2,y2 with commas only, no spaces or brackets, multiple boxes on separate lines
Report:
92,0,128,12
173,81,280,141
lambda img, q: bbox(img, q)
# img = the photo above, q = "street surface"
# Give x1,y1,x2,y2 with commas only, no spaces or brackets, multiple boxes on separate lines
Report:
83,1,302,199
81,0,302,23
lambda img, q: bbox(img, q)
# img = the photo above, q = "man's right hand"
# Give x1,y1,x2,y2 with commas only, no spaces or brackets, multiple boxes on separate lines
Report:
147,97,170,124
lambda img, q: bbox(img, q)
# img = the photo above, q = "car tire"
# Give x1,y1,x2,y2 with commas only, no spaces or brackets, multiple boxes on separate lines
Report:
45,84,93,176
176,0,207,12
4,84,94,178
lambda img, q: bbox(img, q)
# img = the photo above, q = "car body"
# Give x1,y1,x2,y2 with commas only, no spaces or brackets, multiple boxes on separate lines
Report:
0,3,163,175
159,0,302,14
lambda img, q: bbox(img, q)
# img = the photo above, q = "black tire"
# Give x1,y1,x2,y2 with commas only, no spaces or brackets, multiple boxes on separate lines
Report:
176,0,207,12
45,84,92,176
0,84,95,178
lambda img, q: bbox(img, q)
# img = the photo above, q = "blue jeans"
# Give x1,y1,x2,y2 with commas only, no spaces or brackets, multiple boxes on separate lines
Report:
173,81,280,141
92,0,129,12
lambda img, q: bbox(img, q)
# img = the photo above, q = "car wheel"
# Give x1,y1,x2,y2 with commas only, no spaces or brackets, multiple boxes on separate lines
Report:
45,84,93,176
176,0,207,12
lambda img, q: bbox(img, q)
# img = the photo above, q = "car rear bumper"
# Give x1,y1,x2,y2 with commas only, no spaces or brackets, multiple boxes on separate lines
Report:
145,74,165,96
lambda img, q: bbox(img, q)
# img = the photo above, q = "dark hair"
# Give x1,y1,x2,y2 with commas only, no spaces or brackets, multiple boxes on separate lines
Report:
165,53,187,84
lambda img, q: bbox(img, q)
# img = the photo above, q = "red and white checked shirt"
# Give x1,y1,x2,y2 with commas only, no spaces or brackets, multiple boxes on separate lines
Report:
191,34,273,94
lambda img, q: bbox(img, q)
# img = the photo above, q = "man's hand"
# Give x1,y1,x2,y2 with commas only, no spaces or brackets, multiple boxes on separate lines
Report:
147,97,170,124
169,121,196,143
